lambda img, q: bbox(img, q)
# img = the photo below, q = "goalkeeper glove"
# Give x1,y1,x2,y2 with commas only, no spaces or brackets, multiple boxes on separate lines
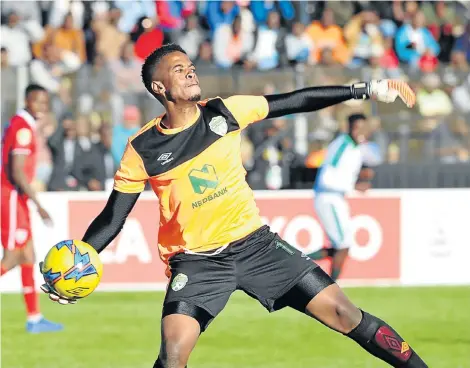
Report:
351,80,416,108
39,261,77,305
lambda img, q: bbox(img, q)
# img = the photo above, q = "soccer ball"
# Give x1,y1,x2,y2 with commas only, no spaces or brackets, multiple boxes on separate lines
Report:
41,240,103,299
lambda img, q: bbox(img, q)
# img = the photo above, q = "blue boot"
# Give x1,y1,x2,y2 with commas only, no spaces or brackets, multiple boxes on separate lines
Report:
26,318,63,334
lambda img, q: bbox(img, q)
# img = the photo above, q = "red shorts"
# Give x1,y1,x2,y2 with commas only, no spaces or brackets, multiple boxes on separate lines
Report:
1,188,32,250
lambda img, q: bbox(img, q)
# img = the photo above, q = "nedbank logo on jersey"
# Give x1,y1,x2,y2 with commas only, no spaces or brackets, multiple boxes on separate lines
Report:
189,164,227,209
189,164,219,194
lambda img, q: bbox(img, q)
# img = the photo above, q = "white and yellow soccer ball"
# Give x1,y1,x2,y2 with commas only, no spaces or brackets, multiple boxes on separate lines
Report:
41,240,103,299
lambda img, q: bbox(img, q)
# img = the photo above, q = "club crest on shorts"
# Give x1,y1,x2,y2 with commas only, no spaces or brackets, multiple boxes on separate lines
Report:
15,229,28,244
171,273,188,291
209,116,228,136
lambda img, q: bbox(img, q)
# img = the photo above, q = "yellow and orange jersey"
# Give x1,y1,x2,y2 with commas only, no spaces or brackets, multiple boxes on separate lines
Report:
113,96,270,272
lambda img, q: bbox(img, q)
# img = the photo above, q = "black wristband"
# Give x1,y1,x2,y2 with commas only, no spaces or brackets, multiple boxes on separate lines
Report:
351,82,371,100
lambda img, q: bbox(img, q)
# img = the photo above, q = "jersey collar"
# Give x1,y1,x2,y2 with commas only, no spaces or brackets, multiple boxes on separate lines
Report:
17,109,36,129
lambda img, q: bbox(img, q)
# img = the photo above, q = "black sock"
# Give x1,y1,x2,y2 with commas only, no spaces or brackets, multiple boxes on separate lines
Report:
153,358,187,368
347,311,428,367
153,358,164,368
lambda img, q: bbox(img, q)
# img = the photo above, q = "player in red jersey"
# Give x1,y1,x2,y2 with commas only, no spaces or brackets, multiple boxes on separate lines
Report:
1,84,63,333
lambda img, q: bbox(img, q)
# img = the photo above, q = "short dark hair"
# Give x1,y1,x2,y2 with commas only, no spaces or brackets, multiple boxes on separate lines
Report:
141,44,187,102
348,113,366,132
25,84,47,98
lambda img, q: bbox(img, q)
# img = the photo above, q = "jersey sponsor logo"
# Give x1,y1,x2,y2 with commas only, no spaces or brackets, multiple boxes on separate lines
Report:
209,116,228,136
192,187,228,209
171,273,188,291
16,128,32,146
188,164,219,194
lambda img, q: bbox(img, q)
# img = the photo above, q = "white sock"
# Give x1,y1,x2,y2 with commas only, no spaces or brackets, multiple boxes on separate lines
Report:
27,313,43,323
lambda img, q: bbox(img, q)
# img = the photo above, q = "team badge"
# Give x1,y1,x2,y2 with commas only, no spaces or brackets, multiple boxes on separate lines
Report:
171,273,188,291
209,116,228,136
15,229,28,244
16,128,32,146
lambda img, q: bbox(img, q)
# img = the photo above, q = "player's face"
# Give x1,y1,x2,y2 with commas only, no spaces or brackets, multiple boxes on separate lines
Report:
351,119,369,143
26,90,49,120
153,51,201,104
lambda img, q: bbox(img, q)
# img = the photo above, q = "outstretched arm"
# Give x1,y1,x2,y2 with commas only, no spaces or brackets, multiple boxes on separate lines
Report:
82,190,140,253
264,80,416,119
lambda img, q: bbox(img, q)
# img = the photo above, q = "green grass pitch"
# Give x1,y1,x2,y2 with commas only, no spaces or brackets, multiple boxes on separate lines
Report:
2,286,470,368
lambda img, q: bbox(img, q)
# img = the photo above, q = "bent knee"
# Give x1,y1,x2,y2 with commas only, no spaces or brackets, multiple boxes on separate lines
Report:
334,301,362,333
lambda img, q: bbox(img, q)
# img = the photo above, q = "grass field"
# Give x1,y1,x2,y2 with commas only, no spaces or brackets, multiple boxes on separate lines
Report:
2,286,470,368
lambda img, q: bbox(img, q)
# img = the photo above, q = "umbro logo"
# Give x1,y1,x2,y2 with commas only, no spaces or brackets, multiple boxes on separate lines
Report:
157,152,174,165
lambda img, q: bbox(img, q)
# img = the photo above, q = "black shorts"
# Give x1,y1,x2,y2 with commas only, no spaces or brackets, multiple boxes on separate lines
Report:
163,225,333,331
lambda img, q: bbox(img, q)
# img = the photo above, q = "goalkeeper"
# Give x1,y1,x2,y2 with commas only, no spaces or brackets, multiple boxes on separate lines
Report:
40,44,427,368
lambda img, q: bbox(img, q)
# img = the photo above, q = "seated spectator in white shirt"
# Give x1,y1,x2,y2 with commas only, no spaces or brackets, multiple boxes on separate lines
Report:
0,11,39,67
177,15,204,60
213,15,254,69
247,11,283,70
30,43,81,94
285,22,313,65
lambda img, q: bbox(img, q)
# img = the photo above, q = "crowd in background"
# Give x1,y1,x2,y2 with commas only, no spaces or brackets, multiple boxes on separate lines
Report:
1,0,469,191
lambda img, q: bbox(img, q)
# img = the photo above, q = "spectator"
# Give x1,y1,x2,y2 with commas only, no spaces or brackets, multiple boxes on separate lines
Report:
306,8,350,65
114,0,156,34
34,12,86,63
47,114,92,191
443,50,470,87
86,123,116,191
178,15,205,60
156,0,196,35
1,1,43,26
30,43,81,94
395,11,440,67
76,52,120,123
194,40,217,72
344,10,384,68
132,17,164,61
47,0,85,29
247,11,284,70
110,42,146,111
452,23,470,63
238,1,256,40
416,73,453,118
0,11,34,66
425,119,469,164
111,105,141,165
285,22,313,65
380,37,400,71
213,15,254,68
368,117,389,160
34,112,56,190
93,6,129,61
1,48,17,127
318,48,338,66
250,0,295,27
205,1,240,34
452,74,470,116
